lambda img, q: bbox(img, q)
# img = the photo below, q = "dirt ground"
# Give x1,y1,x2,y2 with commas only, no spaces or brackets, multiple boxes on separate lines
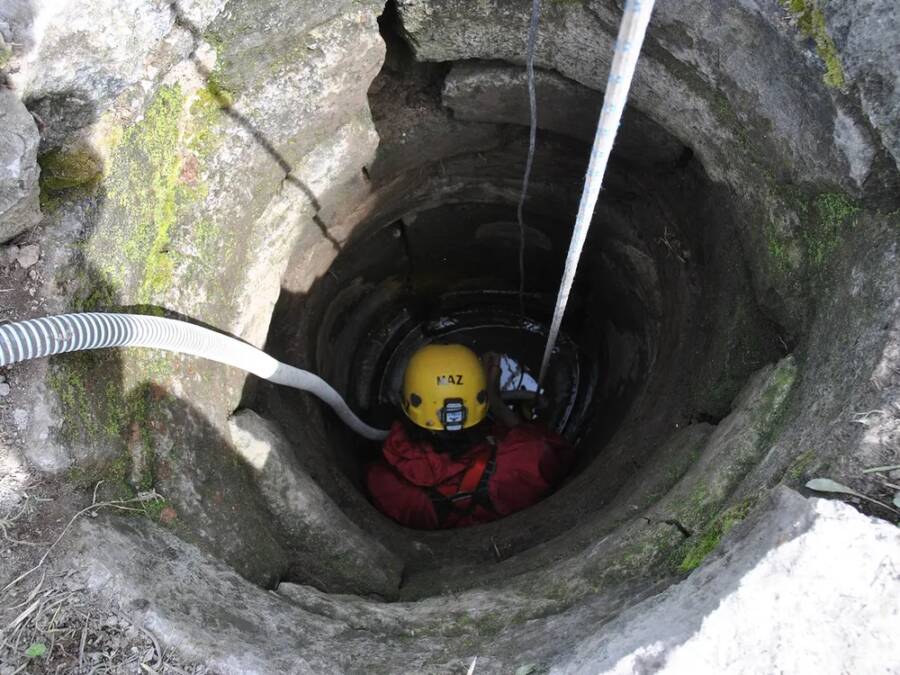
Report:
0,440,208,673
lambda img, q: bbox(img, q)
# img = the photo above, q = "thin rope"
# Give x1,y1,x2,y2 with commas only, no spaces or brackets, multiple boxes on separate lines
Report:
538,0,657,385
517,0,541,319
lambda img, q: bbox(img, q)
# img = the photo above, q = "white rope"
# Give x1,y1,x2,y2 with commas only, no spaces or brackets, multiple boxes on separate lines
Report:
538,0,657,385
517,0,542,318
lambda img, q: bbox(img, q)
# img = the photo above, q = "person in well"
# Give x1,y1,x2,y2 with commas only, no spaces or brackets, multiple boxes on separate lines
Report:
366,344,573,529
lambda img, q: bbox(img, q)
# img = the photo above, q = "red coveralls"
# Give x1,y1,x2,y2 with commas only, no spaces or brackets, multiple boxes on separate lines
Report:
366,421,573,529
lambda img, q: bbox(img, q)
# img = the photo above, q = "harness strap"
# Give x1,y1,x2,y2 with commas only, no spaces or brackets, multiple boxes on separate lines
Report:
428,440,498,524
438,451,490,498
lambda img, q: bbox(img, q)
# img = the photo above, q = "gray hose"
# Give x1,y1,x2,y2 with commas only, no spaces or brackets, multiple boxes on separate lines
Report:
0,312,389,441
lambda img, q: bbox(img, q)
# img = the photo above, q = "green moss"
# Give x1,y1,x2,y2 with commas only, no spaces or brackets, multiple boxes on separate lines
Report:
73,270,120,312
781,0,845,88
760,359,797,413
678,529,721,572
38,191,64,213
83,82,231,306
711,94,752,153
675,485,711,526
97,121,125,157
139,250,176,300
48,351,124,444
679,498,756,572
51,355,169,498
50,283,174,457
767,186,860,272
127,385,173,491
68,466,167,517
0,36,11,71
96,84,186,303
752,358,797,458
787,449,815,482
674,363,795,574
188,85,231,158
207,22,342,94
766,221,790,270
141,498,169,521
814,192,859,224
804,192,860,267
48,83,238,508
39,148,104,192
193,218,221,251
66,450,134,502
44,82,237,499
38,146,104,212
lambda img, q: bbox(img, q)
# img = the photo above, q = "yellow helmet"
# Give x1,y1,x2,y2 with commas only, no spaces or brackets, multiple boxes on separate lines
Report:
402,344,489,431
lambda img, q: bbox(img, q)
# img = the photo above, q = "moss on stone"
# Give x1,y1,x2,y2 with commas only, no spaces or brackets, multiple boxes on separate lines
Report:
813,192,859,224
75,278,119,312
804,192,860,267
780,0,845,88
188,85,231,158
124,385,164,489
192,218,221,252
37,145,104,212
96,84,186,303
767,185,860,273
65,448,134,502
786,449,815,482
38,147,104,192
82,81,229,308
580,522,691,595
141,497,169,522
759,358,797,417
765,220,791,270
0,33,15,75
47,293,172,489
672,484,712,528
68,465,168,518
97,121,126,157
48,351,125,445
751,357,797,458
667,360,796,574
56,378,170,501
711,93,753,155
679,497,756,572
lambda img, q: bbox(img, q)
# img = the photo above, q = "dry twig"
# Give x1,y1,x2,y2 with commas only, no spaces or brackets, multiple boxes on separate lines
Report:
1,487,162,596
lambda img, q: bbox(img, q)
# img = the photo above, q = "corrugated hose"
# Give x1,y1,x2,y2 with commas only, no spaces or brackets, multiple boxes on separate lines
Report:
0,312,389,440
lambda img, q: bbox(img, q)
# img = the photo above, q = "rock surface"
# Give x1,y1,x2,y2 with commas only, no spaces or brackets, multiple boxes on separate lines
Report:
4,0,226,148
442,62,684,165
826,0,900,172
228,409,403,597
56,487,899,673
0,89,40,242
13,243,38,267
396,0,877,193
556,487,900,674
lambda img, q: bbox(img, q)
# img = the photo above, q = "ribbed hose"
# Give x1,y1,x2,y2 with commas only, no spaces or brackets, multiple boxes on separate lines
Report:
0,313,389,441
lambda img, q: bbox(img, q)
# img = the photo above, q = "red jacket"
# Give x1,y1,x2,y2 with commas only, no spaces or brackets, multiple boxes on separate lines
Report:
366,421,573,529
